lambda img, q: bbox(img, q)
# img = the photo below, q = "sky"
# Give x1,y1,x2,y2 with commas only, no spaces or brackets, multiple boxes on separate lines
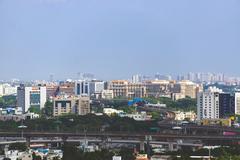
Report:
0,0,240,80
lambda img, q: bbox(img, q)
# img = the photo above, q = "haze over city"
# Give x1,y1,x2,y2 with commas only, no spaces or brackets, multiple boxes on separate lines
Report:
0,0,240,80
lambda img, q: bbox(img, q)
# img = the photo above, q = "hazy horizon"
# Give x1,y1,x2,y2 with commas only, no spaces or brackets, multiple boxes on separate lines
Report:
1,0,240,80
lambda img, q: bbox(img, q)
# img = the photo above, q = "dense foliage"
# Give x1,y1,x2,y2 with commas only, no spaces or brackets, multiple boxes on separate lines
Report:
0,95,16,107
144,97,197,112
0,114,158,133
63,143,135,160
170,145,240,160
9,143,27,152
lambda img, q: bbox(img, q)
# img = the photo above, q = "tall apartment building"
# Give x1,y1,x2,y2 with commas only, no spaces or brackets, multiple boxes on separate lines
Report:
17,85,47,113
219,93,235,118
197,87,222,120
197,87,236,120
132,74,142,83
235,92,240,115
53,95,90,116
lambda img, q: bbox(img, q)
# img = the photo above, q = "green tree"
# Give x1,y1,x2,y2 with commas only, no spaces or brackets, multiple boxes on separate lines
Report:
29,106,41,114
9,143,27,152
119,148,135,160
32,152,42,160
41,100,53,117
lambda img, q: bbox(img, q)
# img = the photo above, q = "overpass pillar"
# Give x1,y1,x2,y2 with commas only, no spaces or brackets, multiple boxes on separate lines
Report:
61,136,68,147
140,141,145,152
168,142,174,152
26,137,31,148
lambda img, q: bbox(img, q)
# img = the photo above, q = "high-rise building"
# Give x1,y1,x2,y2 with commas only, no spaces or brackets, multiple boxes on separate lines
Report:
235,92,240,115
132,74,142,83
219,93,235,118
17,85,47,113
155,74,171,80
75,81,90,96
197,87,222,120
89,80,105,95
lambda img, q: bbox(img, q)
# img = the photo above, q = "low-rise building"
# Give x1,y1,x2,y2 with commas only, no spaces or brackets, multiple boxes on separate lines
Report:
101,90,114,99
126,112,152,121
103,108,124,116
174,111,196,121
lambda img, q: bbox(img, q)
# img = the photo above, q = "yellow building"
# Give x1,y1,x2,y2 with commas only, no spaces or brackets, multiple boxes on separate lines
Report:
53,95,90,116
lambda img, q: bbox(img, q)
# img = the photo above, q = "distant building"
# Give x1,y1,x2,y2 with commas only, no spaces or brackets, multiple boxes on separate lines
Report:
108,80,146,98
17,85,47,113
89,80,105,97
101,90,114,99
132,74,142,83
127,83,146,98
108,80,128,98
145,80,177,98
0,84,17,96
155,74,172,80
178,80,203,99
53,95,90,116
75,81,90,96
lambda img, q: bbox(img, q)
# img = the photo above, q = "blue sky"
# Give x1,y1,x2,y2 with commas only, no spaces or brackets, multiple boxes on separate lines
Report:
0,0,240,80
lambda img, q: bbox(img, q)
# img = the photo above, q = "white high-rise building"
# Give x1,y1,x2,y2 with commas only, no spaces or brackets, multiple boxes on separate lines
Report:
197,87,223,120
132,74,142,83
17,85,47,113
235,92,240,115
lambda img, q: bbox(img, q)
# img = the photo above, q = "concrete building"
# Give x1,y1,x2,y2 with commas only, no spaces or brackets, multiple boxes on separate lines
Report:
108,80,128,98
178,80,203,99
174,111,196,121
127,83,146,98
197,87,222,120
145,80,178,98
75,81,90,96
101,90,114,99
103,108,124,116
219,93,235,118
108,80,146,98
17,85,47,113
53,95,90,116
0,84,17,97
90,81,105,94
235,92,240,115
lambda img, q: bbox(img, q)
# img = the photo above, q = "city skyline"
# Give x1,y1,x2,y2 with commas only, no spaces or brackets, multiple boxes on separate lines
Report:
1,0,240,80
